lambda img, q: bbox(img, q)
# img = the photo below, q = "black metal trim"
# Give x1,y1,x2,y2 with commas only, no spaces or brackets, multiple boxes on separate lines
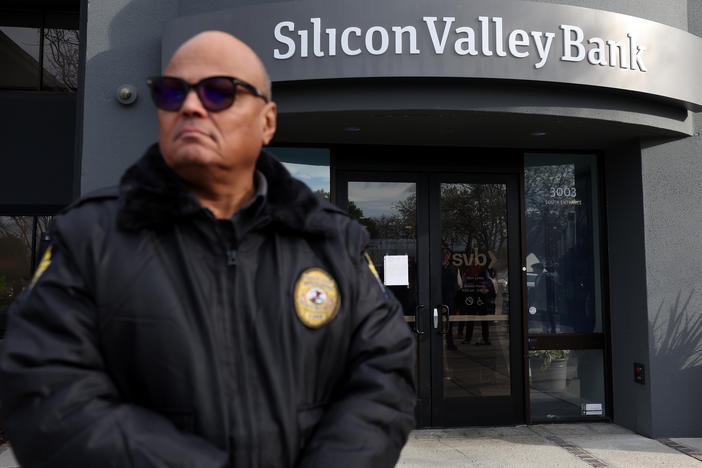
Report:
527,333,605,350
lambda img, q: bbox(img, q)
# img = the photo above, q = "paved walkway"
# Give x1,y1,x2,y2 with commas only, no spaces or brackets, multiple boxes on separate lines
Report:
1,423,700,467
397,424,702,467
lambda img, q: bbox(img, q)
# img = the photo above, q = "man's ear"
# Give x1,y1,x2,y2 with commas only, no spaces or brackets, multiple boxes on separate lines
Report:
261,101,277,145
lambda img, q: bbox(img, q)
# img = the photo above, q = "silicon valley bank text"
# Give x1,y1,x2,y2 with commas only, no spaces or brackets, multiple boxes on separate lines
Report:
273,16,647,71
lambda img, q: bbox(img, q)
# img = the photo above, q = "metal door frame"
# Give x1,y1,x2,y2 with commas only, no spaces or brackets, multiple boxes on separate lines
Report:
428,172,524,426
334,145,525,427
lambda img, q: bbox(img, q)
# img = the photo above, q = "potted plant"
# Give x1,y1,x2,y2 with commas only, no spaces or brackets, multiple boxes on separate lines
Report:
529,350,570,392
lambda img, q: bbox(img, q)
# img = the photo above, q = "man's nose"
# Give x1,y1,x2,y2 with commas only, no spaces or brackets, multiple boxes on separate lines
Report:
180,88,206,115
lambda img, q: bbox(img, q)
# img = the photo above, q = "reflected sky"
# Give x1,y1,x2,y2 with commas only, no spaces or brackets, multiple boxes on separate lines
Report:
281,162,330,193
349,182,415,217
0,27,40,59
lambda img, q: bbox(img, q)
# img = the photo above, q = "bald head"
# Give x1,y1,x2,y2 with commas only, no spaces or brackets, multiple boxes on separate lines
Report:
166,30,271,99
155,30,277,219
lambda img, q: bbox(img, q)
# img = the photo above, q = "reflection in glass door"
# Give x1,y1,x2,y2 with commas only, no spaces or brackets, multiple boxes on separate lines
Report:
524,153,607,422
438,183,511,399
430,176,523,426
347,181,419,324
346,180,428,423
342,172,523,427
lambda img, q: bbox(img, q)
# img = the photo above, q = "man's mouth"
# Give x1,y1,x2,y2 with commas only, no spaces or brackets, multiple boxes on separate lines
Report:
176,126,213,140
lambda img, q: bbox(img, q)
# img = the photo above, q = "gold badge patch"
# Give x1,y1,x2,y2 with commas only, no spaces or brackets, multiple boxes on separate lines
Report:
30,246,53,288
294,268,340,328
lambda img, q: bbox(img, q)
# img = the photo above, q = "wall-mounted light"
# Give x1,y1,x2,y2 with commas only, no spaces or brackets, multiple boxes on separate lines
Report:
116,85,138,105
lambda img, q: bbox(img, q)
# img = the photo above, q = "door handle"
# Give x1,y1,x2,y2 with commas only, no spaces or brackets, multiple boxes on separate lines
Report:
437,304,450,335
414,305,425,335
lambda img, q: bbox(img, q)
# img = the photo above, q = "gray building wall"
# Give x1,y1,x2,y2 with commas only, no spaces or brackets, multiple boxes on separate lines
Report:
604,141,653,437
605,0,701,438
638,116,702,437
79,0,702,437
81,0,178,192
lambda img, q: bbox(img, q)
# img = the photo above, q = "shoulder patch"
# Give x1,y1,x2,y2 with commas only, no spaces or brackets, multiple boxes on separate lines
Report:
364,252,389,298
30,245,53,288
294,268,340,328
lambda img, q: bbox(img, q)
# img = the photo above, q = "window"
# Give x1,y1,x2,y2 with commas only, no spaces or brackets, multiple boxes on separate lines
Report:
524,153,607,421
529,349,606,420
0,216,53,315
524,154,603,334
0,9,79,91
267,147,331,201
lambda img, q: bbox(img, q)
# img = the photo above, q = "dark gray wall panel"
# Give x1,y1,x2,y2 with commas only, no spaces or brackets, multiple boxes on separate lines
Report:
604,141,652,437
640,133,702,437
0,92,76,208
80,0,178,193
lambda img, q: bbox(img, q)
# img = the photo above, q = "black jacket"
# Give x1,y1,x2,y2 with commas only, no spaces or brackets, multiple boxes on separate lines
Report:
0,144,416,468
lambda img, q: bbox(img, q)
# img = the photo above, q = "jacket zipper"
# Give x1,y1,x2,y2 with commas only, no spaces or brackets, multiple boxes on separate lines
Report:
226,249,237,266
216,219,258,467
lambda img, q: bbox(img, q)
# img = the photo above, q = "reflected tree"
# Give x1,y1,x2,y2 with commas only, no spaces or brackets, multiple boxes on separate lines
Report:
0,216,53,308
43,28,80,90
313,188,330,201
439,184,507,254
524,164,577,263
348,199,415,240
524,162,597,333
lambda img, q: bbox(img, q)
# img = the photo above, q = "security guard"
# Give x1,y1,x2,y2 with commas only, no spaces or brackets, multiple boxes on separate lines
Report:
0,31,416,467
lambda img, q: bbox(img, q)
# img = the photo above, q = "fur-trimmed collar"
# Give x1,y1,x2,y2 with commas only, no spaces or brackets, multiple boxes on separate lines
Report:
117,143,340,236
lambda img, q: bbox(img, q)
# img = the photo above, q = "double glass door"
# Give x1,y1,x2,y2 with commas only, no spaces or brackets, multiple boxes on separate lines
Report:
337,171,524,427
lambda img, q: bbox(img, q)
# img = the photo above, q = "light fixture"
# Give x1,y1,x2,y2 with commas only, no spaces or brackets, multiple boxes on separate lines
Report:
344,126,361,132
530,131,547,137
116,84,138,105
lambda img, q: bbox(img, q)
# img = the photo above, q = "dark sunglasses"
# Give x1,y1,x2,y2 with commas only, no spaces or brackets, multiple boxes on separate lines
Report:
146,75,269,112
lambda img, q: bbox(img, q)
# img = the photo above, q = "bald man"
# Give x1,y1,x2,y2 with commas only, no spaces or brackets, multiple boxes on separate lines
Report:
0,31,416,468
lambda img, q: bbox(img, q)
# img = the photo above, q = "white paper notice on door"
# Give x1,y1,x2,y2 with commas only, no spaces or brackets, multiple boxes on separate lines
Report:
383,255,409,286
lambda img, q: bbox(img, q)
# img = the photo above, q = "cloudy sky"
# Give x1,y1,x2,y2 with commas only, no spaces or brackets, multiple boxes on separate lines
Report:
348,181,415,218
280,162,330,194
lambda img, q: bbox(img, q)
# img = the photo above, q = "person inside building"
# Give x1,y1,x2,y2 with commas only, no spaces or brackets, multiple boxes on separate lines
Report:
0,30,416,468
531,262,557,334
461,265,495,346
441,248,462,350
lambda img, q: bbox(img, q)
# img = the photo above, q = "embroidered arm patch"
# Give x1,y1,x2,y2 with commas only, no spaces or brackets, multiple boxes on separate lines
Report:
364,252,389,299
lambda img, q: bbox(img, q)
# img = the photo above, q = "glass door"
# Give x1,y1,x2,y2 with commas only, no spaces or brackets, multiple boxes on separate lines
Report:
338,171,523,427
429,174,523,426
337,174,431,426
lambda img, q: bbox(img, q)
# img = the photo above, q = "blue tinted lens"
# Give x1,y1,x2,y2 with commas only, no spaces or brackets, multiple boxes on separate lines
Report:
199,78,235,110
153,78,187,110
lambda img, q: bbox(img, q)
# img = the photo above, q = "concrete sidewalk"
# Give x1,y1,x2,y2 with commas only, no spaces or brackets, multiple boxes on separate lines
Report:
0,423,700,467
397,423,702,467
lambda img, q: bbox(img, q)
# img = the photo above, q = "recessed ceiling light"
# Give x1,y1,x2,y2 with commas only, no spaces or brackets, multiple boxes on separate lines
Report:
344,126,361,132
531,131,547,136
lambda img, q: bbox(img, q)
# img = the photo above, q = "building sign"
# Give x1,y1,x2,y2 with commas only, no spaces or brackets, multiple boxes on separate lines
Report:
163,0,702,110
273,17,647,73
